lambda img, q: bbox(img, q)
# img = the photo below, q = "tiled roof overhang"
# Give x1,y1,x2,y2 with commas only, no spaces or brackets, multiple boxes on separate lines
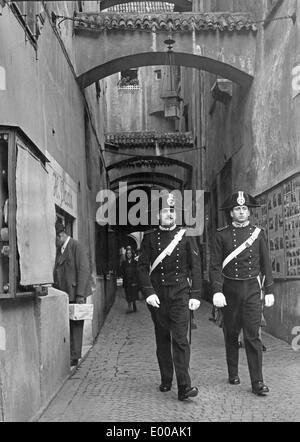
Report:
105,131,194,148
102,1,175,13
74,12,257,33
114,158,175,168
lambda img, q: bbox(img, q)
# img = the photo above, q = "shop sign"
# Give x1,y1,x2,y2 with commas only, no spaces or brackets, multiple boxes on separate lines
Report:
46,152,77,218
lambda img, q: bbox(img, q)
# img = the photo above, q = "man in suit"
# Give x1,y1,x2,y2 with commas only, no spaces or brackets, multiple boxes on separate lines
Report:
209,191,275,395
137,191,202,401
53,221,91,366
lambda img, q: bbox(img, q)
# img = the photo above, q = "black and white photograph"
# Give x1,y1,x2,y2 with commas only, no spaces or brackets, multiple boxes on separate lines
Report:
0,0,300,428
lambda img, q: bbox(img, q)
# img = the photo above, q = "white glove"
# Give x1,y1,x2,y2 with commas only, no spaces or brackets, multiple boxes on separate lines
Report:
189,299,200,310
213,292,227,308
264,294,274,307
146,294,160,308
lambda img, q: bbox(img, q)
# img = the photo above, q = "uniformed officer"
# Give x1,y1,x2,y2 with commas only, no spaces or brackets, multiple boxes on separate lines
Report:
137,191,201,401
209,191,275,395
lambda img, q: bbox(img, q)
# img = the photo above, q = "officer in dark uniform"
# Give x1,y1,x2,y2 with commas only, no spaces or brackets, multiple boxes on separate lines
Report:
137,191,201,401
210,191,275,395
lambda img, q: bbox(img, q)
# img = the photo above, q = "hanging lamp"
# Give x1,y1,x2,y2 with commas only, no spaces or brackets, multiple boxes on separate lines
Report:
161,36,180,120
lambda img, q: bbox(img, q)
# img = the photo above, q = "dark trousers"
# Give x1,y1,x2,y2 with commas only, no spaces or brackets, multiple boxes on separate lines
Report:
148,286,191,389
70,320,84,360
222,278,263,385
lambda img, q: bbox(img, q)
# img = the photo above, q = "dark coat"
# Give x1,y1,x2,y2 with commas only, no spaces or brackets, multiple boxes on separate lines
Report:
137,227,202,300
120,259,139,288
53,237,91,302
120,258,139,302
209,224,274,294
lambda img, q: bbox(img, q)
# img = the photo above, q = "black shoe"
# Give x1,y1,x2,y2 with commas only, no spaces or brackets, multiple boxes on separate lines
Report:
252,381,269,396
229,376,240,385
71,359,78,366
159,384,171,392
178,386,198,401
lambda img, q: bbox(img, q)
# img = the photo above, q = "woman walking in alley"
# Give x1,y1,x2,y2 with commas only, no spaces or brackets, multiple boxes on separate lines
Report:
120,246,139,313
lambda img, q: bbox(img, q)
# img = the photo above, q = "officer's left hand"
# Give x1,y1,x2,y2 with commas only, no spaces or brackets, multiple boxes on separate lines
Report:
264,294,274,307
76,296,85,304
189,299,200,310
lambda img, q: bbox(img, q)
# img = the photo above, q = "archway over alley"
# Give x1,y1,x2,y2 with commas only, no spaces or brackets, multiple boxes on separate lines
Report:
73,11,257,89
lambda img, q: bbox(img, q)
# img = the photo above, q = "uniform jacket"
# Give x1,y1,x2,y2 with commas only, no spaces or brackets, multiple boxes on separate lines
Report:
209,224,274,295
53,237,92,302
137,227,202,300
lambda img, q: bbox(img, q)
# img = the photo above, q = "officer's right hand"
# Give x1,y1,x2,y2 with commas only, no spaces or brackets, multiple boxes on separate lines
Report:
146,294,160,308
213,292,227,308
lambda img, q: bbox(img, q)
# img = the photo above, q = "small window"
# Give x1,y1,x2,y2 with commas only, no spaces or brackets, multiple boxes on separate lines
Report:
155,69,162,80
118,69,139,88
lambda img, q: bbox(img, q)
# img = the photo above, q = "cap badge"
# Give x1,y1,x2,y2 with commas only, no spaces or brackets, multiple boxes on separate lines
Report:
237,191,245,206
167,194,175,207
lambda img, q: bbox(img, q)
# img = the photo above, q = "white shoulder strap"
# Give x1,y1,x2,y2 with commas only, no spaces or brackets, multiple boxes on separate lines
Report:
222,227,261,270
149,228,186,275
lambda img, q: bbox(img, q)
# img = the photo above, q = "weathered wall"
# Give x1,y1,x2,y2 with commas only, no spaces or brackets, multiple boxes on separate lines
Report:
0,288,70,422
0,1,116,421
196,0,300,343
202,0,299,206
265,281,300,344
105,68,175,133
106,74,145,132
0,299,41,422
248,1,299,194
193,0,265,18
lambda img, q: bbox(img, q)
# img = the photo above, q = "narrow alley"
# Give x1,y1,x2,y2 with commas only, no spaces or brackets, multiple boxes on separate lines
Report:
38,289,300,423
1,0,300,423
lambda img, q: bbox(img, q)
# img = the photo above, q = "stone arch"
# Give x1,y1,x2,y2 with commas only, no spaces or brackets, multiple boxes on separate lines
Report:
110,172,184,190
77,52,253,89
74,11,256,89
106,155,192,172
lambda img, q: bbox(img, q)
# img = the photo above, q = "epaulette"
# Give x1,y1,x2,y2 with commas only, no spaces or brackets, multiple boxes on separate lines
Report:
144,228,157,235
255,225,264,230
217,225,229,232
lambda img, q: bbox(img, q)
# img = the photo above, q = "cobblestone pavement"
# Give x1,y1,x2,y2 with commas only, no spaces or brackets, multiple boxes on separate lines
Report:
38,289,300,422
